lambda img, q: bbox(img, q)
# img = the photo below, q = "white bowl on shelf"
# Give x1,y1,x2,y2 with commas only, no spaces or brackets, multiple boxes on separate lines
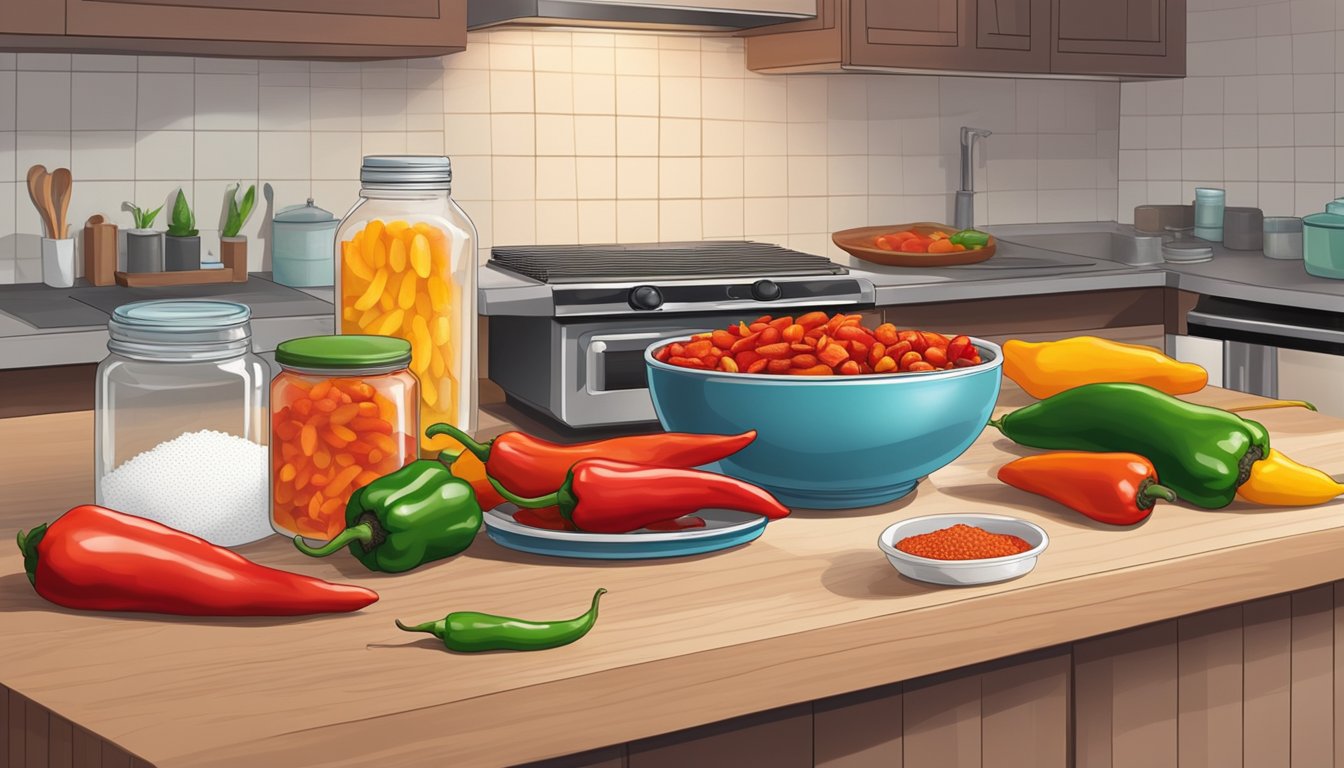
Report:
877,513,1049,586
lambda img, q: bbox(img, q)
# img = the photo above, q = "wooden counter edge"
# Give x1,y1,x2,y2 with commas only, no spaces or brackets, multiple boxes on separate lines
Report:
168,521,1344,768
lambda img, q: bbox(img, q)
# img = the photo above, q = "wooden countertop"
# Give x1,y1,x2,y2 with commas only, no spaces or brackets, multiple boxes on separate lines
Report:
3,387,1344,767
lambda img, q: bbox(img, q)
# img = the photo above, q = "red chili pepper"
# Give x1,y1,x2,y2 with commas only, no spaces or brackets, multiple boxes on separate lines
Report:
491,458,790,533
997,452,1177,526
18,505,379,616
428,422,757,502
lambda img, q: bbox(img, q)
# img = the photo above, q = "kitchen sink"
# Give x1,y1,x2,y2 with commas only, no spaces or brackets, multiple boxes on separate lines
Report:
989,226,1164,267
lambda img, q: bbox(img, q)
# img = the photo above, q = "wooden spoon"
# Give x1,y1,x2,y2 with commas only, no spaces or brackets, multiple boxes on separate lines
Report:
50,168,73,239
25,165,52,238
37,172,57,240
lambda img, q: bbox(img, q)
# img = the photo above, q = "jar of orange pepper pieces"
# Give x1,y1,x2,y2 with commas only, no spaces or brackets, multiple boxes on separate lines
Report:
335,156,478,456
271,335,418,541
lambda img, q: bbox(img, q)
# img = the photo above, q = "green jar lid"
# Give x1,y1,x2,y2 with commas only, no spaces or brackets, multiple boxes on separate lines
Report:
275,335,411,369
1303,212,1344,230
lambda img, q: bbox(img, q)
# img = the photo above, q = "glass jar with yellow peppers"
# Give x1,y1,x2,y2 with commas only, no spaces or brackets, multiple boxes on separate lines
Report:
335,156,478,454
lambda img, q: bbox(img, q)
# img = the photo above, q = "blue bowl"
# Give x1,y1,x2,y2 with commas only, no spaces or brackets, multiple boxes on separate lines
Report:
645,338,1003,509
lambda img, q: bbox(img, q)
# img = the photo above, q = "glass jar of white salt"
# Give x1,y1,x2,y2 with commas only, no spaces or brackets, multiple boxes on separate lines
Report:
95,300,271,547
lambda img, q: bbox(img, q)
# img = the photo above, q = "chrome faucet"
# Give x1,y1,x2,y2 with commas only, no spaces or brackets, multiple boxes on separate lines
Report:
954,126,992,230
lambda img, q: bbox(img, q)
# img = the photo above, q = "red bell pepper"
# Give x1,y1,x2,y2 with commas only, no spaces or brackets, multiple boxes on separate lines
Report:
428,422,757,508
997,452,1177,526
18,505,379,616
491,458,791,534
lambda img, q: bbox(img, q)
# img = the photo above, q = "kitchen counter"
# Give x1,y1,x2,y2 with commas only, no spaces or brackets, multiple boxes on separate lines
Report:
0,275,335,370
6,223,1344,371
478,222,1344,317
2,385,1343,767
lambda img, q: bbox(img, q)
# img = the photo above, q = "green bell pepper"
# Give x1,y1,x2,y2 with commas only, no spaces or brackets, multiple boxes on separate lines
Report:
293,454,482,573
950,229,991,249
988,382,1270,509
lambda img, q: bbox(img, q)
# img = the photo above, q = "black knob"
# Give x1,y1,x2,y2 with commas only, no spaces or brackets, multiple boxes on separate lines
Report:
751,279,782,301
628,285,663,311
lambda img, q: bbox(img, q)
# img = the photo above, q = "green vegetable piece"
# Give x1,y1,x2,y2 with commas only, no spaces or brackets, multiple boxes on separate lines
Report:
127,202,164,230
221,182,256,238
396,589,607,653
953,229,991,248
988,382,1269,509
293,455,482,573
167,189,198,237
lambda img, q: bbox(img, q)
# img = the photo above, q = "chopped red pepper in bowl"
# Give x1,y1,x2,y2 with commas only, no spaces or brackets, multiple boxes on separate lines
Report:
652,312,984,377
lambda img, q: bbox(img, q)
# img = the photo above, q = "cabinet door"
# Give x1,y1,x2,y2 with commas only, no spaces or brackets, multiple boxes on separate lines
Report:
849,0,1049,73
64,0,464,55
0,0,64,34
1052,0,1185,76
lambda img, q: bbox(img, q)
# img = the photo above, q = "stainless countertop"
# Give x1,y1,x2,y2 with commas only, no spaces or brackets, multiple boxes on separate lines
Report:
4,222,1343,371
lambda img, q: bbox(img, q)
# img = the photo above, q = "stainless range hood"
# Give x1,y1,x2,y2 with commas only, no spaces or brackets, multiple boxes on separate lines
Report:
468,0,816,31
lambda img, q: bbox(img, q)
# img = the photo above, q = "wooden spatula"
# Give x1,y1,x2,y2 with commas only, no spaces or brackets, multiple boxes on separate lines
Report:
25,165,53,238
50,168,73,239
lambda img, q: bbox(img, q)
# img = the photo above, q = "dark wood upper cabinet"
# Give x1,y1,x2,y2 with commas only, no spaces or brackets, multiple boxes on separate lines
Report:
0,0,464,59
1052,0,1185,76
0,0,64,35
745,0,1183,78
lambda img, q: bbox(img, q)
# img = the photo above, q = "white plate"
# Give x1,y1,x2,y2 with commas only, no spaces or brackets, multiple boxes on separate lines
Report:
877,513,1049,586
483,504,769,560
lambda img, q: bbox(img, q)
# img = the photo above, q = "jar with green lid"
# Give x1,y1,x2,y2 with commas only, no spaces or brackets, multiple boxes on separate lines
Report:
334,155,478,457
271,334,418,541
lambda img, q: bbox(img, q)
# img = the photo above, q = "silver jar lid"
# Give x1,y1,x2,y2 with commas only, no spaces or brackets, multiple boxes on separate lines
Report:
360,155,452,192
108,299,253,360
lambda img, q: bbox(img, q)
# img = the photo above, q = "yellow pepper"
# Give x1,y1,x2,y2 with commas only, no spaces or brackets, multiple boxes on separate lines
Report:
1237,449,1344,506
1002,336,1208,399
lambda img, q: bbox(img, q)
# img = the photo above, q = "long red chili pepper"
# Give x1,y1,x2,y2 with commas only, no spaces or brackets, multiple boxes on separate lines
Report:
490,458,790,533
428,423,757,507
18,505,379,616
997,452,1177,526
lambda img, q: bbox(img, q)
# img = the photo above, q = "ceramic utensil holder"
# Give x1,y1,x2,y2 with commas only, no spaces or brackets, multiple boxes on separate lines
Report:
126,230,164,273
164,235,201,271
41,238,75,288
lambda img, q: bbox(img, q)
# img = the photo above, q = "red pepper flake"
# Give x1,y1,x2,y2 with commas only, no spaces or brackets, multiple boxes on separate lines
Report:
896,523,1031,560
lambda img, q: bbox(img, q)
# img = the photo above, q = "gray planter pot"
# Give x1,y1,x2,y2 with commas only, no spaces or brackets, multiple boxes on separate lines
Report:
125,229,164,273
164,235,201,271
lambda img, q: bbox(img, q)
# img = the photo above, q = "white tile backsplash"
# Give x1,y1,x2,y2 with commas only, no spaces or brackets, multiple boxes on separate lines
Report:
0,27,1127,282
1118,6,1344,223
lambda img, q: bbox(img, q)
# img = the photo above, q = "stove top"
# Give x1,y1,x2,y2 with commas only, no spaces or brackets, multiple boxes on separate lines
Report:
489,241,848,284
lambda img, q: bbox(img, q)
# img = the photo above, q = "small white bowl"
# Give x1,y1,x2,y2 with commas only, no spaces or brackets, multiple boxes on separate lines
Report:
877,513,1049,586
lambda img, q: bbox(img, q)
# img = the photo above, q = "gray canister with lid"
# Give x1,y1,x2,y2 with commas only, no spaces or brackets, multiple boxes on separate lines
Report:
271,199,339,287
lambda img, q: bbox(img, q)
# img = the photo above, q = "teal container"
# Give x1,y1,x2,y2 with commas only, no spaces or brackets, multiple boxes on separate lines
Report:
645,339,1004,509
1326,198,1344,215
1302,212,1344,279
1193,188,1225,242
271,199,338,287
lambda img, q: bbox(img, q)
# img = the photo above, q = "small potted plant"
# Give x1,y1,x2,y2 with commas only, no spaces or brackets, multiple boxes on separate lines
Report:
164,189,200,272
219,182,256,277
124,202,164,273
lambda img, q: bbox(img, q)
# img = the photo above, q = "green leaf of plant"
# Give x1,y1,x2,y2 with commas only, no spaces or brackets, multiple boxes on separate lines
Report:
239,184,256,225
168,189,192,236
223,184,242,237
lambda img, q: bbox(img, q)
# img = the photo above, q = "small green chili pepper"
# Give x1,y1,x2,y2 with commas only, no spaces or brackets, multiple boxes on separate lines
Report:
989,382,1270,509
951,229,991,248
396,588,607,653
293,452,482,573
